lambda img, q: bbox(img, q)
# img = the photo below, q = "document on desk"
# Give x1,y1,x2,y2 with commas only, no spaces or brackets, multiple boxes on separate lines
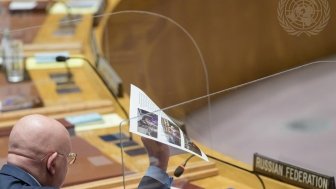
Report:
50,0,105,14
9,1,37,11
129,84,208,161
0,83,43,112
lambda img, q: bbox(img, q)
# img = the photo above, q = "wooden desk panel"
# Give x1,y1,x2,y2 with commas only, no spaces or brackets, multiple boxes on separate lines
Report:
64,136,125,187
68,126,219,189
0,136,8,168
33,14,92,46
0,2,47,43
72,120,300,189
27,63,112,106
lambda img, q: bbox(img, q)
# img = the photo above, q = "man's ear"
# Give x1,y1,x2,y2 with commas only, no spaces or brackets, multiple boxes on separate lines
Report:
46,152,58,175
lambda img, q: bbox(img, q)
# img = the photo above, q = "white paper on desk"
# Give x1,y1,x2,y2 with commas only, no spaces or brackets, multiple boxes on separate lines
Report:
75,113,123,132
34,52,69,64
26,56,84,70
9,1,37,11
129,84,208,161
50,0,102,14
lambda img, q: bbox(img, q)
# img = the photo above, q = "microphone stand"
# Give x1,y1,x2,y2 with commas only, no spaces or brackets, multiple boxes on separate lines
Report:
55,56,72,83
55,55,132,141
49,0,82,35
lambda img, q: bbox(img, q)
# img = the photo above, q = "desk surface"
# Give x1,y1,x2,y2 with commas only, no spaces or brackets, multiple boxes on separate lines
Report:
33,14,92,44
0,2,47,43
27,62,112,106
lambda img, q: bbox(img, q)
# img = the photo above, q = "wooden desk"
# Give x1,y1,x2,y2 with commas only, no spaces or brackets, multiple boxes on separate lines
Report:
62,126,218,189
0,60,120,127
64,126,299,189
34,14,92,44
33,14,96,64
27,62,112,106
0,10,120,125
0,1,48,43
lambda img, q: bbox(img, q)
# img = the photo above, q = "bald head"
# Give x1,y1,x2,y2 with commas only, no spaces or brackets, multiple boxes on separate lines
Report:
7,114,72,187
8,114,71,159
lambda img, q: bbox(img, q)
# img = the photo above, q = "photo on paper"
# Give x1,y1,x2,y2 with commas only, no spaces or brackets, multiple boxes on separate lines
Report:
130,84,208,161
161,118,181,146
137,108,158,138
183,133,202,156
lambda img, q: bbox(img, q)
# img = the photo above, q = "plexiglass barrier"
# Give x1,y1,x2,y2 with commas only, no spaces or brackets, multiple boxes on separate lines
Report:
104,11,214,189
118,60,336,189
0,3,335,189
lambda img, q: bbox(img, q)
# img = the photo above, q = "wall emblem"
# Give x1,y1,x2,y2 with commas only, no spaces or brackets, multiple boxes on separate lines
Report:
278,0,330,36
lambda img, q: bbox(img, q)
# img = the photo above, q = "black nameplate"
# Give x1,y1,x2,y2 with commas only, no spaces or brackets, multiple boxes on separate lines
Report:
253,154,335,189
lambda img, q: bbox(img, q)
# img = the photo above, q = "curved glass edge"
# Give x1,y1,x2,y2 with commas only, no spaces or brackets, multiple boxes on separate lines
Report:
104,11,212,189
118,60,336,188
1,9,213,189
1,5,335,189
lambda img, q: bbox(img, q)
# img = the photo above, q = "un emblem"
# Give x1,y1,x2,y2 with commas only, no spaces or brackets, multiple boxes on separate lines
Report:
277,0,330,36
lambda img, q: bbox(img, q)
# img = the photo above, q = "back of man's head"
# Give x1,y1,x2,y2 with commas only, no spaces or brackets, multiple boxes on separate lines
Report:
7,114,71,188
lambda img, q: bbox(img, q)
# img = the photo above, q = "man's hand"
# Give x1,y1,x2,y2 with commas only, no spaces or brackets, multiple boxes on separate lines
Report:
141,137,170,171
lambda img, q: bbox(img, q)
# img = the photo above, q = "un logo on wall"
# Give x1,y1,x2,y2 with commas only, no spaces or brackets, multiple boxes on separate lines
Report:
278,0,330,36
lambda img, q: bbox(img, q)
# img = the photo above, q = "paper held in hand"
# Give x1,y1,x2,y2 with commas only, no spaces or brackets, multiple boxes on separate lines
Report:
129,84,208,161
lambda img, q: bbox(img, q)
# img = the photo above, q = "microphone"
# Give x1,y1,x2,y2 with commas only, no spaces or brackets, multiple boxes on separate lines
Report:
174,155,194,177
52,0,80,26
174,164,186,177
49,0,82,36
55,55,124,98
174,154,265,189
55,56,69,62
54,55,132,141
55,55,72,82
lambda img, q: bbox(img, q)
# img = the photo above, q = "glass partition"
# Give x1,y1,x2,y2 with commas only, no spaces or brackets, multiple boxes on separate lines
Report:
190,59,336,176
104,10,334,189
119,59,336,189
0,2,335,189
108,10,336,189
100,11,215,189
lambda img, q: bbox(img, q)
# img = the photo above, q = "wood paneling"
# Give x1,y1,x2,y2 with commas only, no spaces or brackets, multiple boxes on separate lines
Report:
101,0,336,117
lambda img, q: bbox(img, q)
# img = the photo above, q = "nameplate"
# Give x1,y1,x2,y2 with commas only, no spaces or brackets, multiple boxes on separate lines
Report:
97,56,123,97
253,154,335,189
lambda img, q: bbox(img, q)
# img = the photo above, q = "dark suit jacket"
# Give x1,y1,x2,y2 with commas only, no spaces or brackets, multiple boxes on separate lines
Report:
0,164,55,189
1,164,168,189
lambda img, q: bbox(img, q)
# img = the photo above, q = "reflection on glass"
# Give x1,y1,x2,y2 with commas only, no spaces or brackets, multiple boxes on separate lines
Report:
0,3,335,189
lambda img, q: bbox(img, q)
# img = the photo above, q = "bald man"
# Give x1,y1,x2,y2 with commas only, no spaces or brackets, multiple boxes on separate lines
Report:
0,114,172,189
0,114,73,188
